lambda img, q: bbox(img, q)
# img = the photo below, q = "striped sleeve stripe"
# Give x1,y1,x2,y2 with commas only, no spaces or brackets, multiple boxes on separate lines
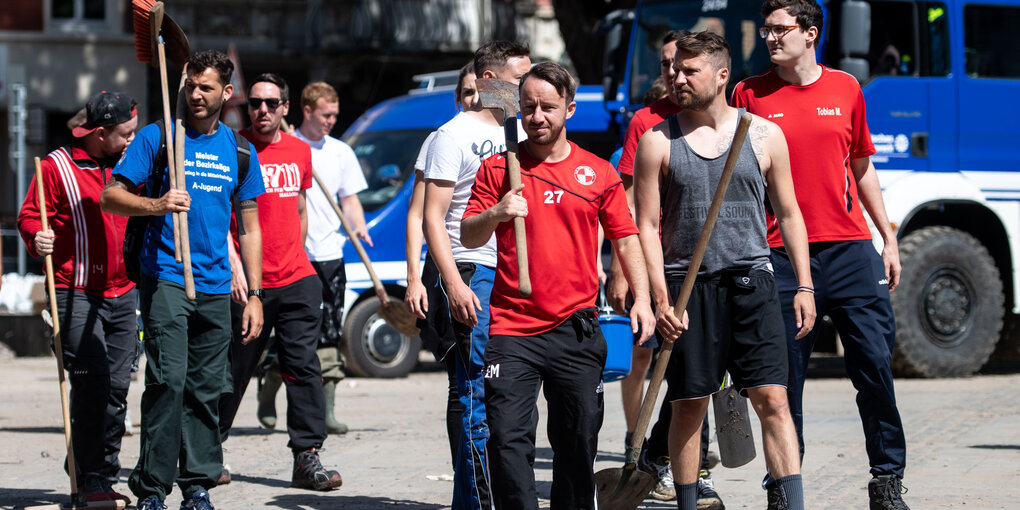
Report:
51,148,89,289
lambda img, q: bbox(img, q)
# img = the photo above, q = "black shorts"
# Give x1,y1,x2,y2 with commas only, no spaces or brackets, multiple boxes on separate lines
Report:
664,268,788,400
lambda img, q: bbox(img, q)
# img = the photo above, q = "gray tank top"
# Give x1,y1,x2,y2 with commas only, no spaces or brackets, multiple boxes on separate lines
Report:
661,110,771,278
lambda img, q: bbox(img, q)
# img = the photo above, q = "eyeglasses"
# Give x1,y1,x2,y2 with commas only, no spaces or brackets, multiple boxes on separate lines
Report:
248,97,284,110
758,24,801,39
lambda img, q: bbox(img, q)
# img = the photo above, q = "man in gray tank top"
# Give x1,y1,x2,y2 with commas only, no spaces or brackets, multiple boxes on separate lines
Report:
633,31,816,510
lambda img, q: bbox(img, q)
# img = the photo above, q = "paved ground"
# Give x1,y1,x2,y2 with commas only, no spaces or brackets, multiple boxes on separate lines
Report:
1,354,1018,509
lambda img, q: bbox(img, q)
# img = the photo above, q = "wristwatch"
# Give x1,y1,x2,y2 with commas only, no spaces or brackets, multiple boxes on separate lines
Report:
247,289,265,300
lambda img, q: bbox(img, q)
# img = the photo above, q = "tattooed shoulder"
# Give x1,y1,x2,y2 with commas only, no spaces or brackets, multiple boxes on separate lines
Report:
749,121,770,161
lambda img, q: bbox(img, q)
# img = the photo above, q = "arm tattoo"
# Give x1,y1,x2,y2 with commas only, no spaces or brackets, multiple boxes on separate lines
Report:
104,175,133,192
236,199,257,235
239,199,257,210
749,123,770,163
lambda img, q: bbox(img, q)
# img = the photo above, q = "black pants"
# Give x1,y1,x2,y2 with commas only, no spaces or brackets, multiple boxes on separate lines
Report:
218,275,327,452
55,288,137,481
485,309,607,510
312,259,347,350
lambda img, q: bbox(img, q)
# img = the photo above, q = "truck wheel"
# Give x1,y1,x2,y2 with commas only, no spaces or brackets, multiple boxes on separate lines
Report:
891,226,1003,377
341,296,421,378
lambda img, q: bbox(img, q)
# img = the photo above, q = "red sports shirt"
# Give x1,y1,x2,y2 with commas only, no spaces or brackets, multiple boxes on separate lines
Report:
18,145,135,298
731,66,876,246
463,141,638,336
233,130,316,288
616,97,682,176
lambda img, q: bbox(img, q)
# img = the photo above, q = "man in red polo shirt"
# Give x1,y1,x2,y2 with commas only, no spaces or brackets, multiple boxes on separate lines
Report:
218,73,342,491
462,61,655,510
18,90,138,505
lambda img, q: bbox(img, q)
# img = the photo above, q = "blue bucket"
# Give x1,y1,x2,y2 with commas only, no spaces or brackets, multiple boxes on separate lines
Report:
600,314,633,382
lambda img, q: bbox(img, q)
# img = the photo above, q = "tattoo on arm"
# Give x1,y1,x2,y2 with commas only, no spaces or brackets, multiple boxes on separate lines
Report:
239,199,257,210
104,175,133,193
749,123,770,163
236,199,257,235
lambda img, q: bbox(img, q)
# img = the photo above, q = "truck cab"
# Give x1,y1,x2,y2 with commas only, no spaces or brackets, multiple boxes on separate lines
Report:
603,0,1020,376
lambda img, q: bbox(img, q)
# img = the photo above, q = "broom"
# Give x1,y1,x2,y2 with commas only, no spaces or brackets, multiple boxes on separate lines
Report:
132,0,197,300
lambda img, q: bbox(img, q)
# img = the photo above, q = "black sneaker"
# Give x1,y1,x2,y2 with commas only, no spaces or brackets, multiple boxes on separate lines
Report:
137,495,167,510
766,484,788,510
292,448,343,491
869,475,910,510
180,489,214,510
697,470,724,510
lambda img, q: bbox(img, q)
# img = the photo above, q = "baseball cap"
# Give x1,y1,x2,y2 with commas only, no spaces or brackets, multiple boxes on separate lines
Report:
71,90,138,138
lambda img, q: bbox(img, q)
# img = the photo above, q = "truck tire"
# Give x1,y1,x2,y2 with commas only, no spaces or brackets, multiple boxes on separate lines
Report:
341,296,421,378
891,226,1003,377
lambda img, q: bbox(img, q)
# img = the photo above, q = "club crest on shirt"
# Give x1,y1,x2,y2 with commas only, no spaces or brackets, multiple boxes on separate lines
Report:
574,166,596,185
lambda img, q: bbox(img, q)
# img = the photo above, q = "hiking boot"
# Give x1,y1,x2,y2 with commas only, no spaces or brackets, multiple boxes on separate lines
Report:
697,469,724,510
869,475,910,510
292,448,343,491
638,449,675,501
137,495,167,510
766,484,788,510
257,370,281,429
180,489,214,510
323,380,349,435
216,465,231,486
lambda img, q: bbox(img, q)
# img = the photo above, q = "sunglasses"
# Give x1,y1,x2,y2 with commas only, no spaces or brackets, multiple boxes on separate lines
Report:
248,97,284,110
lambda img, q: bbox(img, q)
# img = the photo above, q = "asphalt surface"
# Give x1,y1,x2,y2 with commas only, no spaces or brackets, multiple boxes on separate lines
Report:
1,352,1018,509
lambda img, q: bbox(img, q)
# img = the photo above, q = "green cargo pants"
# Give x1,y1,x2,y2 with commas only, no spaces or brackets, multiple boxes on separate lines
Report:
129,277,231,501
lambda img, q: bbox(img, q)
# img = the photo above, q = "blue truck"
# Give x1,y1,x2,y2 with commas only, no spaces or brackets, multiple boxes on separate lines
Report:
340,0,1020,378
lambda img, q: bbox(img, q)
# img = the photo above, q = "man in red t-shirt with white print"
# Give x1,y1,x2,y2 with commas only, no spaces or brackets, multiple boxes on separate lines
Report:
462,62,655,510
731,1,909,508
219,73,342,492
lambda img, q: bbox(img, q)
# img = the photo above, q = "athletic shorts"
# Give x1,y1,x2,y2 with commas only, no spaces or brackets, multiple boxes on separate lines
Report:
664,268,789,400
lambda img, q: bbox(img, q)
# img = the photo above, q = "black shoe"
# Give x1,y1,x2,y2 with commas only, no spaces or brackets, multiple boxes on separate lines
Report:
292,448,343,491
697,470,724,510
766,484,788,510
869,475,910,510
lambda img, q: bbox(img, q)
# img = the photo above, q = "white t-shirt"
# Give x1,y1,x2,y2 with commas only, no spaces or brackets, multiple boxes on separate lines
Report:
425,112,522,268
295,129,369,262
415,131,437,172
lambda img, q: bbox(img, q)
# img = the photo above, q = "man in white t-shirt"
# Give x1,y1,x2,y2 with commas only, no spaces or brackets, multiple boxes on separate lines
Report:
292,81,372,435
422,41,531,510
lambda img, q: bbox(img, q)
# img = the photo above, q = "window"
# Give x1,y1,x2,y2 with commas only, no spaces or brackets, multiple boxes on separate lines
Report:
51,0,105,20
964,4,1020,78
923,3,950,76
867,1,919,77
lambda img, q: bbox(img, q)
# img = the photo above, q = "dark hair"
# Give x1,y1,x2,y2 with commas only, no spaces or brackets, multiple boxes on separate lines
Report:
675,31,731,72
248,73,290,103
519,61,577,104
474,40,530,78
642,76,669,106
187,50,234,86
761,0,824,32
455,61,475,109
662,29,689,46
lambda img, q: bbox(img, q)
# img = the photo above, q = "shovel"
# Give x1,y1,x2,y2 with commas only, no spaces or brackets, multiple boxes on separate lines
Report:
475,78,532,297
713,372,756,468
595,112,753,510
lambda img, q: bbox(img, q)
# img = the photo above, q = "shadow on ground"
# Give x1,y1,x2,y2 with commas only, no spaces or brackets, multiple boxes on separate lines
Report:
266,494,444,509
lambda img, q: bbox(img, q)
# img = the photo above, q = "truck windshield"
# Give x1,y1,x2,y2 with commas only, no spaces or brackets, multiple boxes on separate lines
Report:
630,0,773,104
344,129,432,213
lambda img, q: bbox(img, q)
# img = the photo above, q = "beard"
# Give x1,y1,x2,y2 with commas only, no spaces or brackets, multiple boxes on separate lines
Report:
674,85,715,111
191,98,224,120
525,123,561,146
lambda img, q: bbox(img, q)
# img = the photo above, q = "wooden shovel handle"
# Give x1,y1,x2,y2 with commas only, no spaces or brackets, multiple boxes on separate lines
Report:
35,157,79,499
505,148,531,297
156,40,183,264
312,170,388,301
175,77,195,301
628,113,754,456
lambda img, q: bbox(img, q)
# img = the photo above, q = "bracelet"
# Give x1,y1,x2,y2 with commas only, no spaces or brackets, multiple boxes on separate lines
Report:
796,286,815,294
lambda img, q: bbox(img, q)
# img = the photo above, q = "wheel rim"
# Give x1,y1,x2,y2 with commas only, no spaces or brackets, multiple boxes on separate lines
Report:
920,267,974,348
360,310,410,368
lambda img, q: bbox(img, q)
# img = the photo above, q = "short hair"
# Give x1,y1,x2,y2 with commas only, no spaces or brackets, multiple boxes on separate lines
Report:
474,40,531,78
248,73,289,103
300,82,339,110
455,61,475,109
520,61,577,104
642,76,669,106
761,0,824,32
187,50,233,86
662,30,689,46
675,31,731,73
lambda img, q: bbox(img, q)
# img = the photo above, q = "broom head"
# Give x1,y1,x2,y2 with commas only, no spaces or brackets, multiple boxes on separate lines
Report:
132,0,190,68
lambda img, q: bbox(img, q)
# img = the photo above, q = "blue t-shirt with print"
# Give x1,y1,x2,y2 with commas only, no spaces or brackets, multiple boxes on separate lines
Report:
114,120,264,294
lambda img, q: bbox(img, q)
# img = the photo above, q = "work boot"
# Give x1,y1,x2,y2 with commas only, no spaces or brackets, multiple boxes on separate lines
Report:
292,447,343,491
257,368,282,429
766,484,788,510
638,448,675,501
137,495,167,510
869,475,910,510
697,469,724,510
180,489,214,510
323,380,349,435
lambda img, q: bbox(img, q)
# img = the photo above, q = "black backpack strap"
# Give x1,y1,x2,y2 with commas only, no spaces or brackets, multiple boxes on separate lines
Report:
233,127,251,191
150,120,168,199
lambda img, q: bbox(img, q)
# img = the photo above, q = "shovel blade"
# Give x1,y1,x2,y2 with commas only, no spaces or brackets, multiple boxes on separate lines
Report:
712,384,757,468
594,467,657,510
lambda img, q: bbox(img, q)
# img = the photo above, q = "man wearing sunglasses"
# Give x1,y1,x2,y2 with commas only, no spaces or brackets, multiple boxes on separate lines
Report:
731,1,910,509
218,73,344,492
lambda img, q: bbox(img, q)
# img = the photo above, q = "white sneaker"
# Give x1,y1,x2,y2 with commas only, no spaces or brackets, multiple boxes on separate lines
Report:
650,458,676,501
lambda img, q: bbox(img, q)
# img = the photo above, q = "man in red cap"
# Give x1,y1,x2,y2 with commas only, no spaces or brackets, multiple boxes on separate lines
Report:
18,90,139,505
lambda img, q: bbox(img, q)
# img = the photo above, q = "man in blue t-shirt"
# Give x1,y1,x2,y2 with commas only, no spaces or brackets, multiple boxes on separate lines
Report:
101,50,265,510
